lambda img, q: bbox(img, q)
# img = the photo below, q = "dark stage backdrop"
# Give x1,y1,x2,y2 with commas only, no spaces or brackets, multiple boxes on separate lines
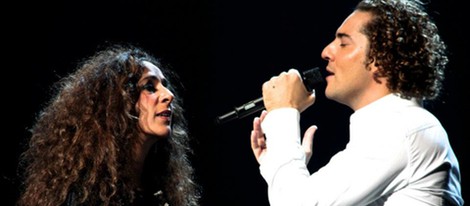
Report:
4,0,467,205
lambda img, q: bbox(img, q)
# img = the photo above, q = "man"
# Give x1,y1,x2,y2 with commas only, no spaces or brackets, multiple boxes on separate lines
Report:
250,0,463,205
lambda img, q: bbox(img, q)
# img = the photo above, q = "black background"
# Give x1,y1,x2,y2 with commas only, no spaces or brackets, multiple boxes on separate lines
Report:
3,0,467,205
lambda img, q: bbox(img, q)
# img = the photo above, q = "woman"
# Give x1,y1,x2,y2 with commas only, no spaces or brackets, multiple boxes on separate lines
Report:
17,44,200,205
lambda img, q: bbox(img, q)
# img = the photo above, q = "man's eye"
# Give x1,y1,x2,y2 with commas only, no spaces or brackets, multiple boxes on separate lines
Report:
143,82,156,93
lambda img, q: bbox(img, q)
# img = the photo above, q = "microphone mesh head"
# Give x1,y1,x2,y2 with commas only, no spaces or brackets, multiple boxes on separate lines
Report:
302,67,324,91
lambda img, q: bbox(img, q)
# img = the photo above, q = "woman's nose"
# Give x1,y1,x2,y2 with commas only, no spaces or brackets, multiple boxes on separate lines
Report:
160,88,174,104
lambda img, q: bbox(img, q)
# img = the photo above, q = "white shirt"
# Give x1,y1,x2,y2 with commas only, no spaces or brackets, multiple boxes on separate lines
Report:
260,93,463,206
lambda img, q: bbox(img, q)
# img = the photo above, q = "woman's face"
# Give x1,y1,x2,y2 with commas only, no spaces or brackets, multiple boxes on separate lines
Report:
135,61,174,139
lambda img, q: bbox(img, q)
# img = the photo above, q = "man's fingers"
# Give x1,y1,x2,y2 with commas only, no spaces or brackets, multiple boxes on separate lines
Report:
302,125,318,164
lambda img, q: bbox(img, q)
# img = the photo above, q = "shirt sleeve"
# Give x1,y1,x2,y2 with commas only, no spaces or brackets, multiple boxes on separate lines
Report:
258,108,410,206
259,108,311,206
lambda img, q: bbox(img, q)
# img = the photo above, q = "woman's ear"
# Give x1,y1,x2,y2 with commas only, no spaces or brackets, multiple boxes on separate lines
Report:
135,102,140,113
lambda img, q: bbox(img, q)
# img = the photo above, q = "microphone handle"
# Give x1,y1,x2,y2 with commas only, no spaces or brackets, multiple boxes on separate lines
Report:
215,67,323,125
215,97,264,125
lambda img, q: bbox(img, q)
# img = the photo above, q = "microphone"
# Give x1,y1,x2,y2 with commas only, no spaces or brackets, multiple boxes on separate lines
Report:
215,67,324,125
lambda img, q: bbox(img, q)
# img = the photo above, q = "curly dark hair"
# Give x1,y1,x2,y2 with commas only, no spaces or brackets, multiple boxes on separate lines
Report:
356,0,448,100
17,44,200,205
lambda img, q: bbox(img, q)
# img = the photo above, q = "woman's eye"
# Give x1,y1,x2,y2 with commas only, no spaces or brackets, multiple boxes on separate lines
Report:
143,82,156,93
161,78,168,87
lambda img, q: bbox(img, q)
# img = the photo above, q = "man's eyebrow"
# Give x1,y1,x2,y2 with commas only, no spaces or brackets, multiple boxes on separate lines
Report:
337,32,351,39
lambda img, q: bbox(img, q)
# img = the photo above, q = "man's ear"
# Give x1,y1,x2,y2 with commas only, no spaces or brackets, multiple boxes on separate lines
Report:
365,58,384,84
365,56,376,71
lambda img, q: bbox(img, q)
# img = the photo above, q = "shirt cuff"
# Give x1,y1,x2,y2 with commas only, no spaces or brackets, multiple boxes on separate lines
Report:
261,108,301,147
259,108,302,167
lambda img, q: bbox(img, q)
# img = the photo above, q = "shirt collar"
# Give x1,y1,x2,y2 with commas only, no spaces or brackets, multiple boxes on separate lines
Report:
350,93,420,122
